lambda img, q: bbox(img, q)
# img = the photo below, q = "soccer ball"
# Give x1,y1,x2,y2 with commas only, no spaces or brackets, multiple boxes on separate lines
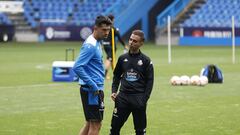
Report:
170,76,181,85
190,75,200,85
199,76,208,86
180,75,190,85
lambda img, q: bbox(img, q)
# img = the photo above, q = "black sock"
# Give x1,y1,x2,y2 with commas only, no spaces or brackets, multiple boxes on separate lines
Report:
105,70,108,77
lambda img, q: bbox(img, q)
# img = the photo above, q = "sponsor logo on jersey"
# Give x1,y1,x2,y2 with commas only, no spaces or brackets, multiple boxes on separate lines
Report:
125,69,139,81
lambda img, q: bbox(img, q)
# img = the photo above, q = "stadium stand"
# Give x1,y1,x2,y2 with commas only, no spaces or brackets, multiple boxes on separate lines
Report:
71,0,118,26
0,0,126,41
17,0,135,41
2,0,165,42
155,0,198,45
157,0,191,29
156,0,240,30
0,13,12,25
155,0,240,46
23,0,124,27
3,0,190,42
177,0,240,46
182,0,240,28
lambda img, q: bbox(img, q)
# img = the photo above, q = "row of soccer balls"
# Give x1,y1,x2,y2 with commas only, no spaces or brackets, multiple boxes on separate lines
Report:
170,75,208,86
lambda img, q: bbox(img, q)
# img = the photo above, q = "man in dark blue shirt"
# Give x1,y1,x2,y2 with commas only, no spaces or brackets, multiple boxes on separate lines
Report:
73,15,112,135
109,30,154,135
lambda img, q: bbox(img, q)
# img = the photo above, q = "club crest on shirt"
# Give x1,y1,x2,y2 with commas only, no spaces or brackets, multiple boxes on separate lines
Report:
138,60,143,66
113,108,117,114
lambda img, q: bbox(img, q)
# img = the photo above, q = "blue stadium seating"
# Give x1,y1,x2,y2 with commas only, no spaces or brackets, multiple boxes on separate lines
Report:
23,0,123,28
182,0,240,28
0,13,12,25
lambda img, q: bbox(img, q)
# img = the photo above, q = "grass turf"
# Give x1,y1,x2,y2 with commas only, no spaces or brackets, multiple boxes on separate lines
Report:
0,42,240,135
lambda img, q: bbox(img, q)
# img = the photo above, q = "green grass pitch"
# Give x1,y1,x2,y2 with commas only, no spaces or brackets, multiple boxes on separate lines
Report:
0,42,240,135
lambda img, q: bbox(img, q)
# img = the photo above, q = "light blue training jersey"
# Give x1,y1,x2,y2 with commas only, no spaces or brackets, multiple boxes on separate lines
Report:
73,34,104,91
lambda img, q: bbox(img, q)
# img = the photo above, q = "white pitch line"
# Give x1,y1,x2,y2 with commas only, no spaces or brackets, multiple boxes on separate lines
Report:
0,83,63,89
35,64,51,70
0,129,16,132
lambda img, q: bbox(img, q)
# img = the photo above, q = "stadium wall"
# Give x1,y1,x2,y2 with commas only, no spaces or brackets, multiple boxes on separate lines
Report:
179,37,240,46
157,0,191,28
0,25,15,42
148,0,174,41
39,25,93,41
114,0,158,40
179,27,240,46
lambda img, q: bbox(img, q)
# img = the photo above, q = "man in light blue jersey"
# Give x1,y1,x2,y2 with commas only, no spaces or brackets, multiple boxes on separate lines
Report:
73,15,112,135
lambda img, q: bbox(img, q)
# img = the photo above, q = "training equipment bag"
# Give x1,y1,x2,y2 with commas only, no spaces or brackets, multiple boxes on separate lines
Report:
200,64,223,83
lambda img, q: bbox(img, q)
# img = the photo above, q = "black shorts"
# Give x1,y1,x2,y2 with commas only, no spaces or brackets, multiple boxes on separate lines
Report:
80,86,104,122
110,92,147,134
103,45,116,60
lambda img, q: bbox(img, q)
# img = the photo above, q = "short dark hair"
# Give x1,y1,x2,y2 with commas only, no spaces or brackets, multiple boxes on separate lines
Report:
95,15,112,27
107,14,114,21
132,30,145,42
